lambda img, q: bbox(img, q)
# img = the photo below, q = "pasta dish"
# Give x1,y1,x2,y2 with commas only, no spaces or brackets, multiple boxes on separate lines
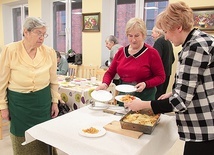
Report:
121,94,136,102
82,127,99,134
123,113,159,126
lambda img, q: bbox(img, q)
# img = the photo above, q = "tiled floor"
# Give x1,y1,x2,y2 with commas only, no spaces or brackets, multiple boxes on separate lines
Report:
0,123,184,155
0,124,67,155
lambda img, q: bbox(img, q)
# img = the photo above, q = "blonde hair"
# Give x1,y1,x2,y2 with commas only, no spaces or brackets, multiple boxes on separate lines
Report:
156,1,194,32
125,18,147,40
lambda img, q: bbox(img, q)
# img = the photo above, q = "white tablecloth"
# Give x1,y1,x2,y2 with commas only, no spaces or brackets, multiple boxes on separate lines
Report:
23,106,178,155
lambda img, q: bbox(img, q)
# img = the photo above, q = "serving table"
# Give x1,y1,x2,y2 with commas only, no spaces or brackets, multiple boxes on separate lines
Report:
57,75,116,110
23,106,178,155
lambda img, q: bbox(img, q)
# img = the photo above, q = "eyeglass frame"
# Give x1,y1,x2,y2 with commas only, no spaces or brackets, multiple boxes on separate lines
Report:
30,30,48,38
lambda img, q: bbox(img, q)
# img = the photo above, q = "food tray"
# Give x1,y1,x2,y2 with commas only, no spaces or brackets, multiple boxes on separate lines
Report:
120,109,160,134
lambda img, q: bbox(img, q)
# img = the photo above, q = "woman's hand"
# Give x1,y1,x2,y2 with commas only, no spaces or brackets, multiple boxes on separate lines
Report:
158,92,172,100
124,100,151,112
1,108,10,121
51,103,59,118
59,99,65,104
95,83,108,91
135,82,146,92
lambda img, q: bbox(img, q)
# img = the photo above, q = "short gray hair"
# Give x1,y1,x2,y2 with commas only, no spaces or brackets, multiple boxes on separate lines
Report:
106,35,119,44
23,17,47,32
153,26,164,36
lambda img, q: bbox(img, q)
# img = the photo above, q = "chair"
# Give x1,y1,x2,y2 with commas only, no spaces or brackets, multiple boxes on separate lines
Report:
0,111,10,140
80,65,98,79
96,69,106,81
68,64,78,78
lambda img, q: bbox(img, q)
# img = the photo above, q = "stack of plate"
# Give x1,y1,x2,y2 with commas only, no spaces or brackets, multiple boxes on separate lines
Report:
89,90,113,110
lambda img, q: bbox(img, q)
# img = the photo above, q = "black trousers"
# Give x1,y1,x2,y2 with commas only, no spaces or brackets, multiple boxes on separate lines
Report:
184,140,214,155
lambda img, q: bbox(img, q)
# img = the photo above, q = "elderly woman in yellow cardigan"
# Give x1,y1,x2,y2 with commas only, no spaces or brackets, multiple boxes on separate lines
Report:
0,17,60,155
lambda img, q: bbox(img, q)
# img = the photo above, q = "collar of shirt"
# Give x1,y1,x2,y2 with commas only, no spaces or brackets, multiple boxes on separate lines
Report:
182,28,197,47
124,44,148,58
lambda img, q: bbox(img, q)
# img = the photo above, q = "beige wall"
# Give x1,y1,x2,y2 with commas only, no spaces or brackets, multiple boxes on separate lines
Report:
0,0,19,47
0,2,3,47
82,0,102,66
28,0,42,17
170,0,213,7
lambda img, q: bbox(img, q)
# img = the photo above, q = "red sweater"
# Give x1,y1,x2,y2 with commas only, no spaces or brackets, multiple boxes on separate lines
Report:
103,43,165,88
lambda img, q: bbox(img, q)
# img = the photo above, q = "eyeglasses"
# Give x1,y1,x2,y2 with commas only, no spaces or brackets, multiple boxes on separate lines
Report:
31,31,48,38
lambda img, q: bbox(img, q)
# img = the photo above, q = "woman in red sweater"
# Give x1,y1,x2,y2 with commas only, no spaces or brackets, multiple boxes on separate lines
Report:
97,17,165,105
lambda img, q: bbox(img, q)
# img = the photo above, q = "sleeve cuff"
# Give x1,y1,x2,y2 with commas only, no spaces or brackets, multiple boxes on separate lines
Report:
151,98,173,114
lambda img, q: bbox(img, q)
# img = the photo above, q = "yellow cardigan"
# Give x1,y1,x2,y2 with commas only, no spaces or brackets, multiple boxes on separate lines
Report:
0,40,60,109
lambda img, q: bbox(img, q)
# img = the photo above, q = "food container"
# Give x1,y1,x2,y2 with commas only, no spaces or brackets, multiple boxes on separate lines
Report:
120,109,160,134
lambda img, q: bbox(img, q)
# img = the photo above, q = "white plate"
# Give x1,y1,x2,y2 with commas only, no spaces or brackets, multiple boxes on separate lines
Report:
71,78,87,85
88,102,109,110
73,78,87,82
115,95,140,102
91,90,112,102
68,83,76,87
115,84,137,93
79,126,106,138
59,81,69,87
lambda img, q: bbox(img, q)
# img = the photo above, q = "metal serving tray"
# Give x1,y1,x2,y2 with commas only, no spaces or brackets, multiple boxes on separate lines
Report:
120,109,160,134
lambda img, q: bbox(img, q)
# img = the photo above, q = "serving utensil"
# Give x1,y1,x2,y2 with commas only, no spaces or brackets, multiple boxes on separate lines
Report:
103,109,125,116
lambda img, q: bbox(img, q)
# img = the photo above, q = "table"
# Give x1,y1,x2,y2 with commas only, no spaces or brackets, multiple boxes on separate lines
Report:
57,76,116,110
23,106,179,155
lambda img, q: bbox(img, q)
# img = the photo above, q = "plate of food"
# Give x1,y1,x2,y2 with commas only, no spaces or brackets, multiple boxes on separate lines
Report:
73,78,87,82
79,126,106,138
115,84,137,93
68,83,76,87
71,78,87,85
115,94,140,103
91,90,113,102
59,81,69,87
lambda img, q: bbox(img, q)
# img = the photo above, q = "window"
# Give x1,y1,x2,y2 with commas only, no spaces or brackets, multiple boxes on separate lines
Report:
71,3,82,54
53,2,66,52
144,1,168,45
115,0,168,46
53,1,82,54
12,5,28,42
115,0,136,46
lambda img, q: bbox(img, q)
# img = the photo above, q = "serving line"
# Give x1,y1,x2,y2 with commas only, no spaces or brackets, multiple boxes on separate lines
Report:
23,105,178,155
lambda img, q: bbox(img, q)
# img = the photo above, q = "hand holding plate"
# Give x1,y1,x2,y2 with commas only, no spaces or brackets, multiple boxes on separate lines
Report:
91,90,112,102
135,82,146,92
125,100,152,112
115,84,137,93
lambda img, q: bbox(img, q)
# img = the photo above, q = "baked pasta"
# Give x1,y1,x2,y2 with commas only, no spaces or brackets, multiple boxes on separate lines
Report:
123,113,159,126
82,127,99,134
121,94,136,102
